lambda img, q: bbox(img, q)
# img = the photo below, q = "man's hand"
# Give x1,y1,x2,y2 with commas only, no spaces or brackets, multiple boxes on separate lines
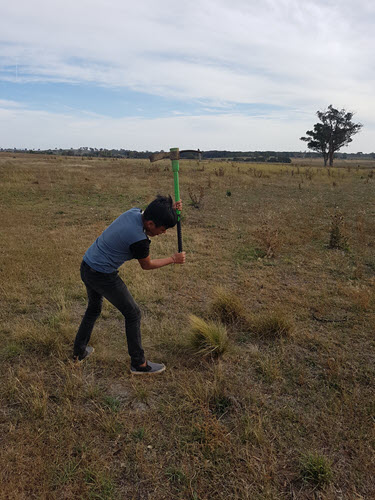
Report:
172,252,186,264
138,252,186,270
173,201,182,212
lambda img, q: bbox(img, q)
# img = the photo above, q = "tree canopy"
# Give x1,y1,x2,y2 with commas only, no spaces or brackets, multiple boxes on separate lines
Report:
300,105,362,166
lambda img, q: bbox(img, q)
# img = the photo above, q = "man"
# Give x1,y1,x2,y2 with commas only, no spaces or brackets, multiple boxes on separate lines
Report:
73,195,186,374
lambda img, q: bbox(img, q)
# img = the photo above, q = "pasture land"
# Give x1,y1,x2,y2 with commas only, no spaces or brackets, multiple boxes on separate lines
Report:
0,154,374,499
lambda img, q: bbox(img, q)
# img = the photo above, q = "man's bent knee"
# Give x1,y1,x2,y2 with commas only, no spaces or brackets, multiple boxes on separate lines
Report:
124,304,141,323
86,302,102,320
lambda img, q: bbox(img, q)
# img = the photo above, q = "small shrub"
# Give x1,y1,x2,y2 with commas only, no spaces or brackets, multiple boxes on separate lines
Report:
254,219,281,258
329,209,349,250
305,168,314,180
188,186,205,209
299,452,333,487
190,315,229,358
252,168,263,178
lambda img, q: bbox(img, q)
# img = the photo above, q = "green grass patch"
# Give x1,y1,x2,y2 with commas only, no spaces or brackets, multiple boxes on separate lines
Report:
299,452,333,487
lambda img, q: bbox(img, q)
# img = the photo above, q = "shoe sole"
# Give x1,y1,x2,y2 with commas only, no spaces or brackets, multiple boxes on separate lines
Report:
130,365,166,375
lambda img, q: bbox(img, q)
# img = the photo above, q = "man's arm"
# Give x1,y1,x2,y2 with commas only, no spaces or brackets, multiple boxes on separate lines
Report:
138,252,186,270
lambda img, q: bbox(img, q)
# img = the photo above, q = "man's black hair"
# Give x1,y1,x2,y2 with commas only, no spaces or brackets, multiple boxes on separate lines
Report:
143,195,177,229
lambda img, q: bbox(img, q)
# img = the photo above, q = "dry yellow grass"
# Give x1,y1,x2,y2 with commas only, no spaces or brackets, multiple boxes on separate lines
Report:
0,153,374,499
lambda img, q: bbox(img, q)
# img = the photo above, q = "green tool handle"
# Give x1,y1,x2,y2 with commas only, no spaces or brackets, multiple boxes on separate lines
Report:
171,148,182,252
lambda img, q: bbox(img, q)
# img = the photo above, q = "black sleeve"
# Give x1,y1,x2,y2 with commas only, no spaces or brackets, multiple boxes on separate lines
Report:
129,239,150,259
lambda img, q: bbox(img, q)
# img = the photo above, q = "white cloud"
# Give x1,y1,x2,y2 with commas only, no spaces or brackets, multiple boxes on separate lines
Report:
0,0,374,149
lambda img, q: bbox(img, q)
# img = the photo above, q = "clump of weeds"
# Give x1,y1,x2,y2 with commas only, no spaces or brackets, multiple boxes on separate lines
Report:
328,209,349,251
188,185,205,209
190,315,229,358
254,218,281,258
210,287,247,327
299,452,333,487
247,310,295,339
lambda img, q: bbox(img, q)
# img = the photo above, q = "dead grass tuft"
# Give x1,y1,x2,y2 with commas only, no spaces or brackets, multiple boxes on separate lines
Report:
329,209,349,250
210,286,247,326
253,215,282,259
247,310,295,339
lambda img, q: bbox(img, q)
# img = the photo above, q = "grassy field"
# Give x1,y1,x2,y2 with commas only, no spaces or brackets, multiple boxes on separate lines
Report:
0,154,374,499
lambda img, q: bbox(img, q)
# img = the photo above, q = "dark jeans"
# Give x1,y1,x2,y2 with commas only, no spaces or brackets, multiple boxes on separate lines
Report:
74,260,145,367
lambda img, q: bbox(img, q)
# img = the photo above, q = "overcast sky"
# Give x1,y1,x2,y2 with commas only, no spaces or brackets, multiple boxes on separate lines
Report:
0,0,374,151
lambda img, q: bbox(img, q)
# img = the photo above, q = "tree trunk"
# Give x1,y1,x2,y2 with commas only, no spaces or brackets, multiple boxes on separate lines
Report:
329,150,334,166
328,137,334,166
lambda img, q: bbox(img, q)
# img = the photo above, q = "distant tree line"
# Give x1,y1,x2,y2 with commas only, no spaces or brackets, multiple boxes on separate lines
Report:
1,147,373,161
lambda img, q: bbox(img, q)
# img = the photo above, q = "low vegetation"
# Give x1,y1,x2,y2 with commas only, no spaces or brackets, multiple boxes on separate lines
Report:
189,315,229,358
0,154,374,499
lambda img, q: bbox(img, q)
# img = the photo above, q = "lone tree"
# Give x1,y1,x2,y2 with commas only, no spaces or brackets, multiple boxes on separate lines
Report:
300,105,362,166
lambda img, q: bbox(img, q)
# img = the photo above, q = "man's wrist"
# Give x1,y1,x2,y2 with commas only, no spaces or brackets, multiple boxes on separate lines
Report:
171,255,176,264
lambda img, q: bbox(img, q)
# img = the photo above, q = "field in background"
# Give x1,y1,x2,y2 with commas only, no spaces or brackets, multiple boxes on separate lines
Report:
0,154,374,499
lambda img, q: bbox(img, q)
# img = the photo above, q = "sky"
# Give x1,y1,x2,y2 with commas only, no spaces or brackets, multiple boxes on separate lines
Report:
0,0,374,152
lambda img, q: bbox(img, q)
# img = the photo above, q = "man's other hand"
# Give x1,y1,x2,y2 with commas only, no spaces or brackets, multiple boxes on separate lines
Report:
173,201,182,212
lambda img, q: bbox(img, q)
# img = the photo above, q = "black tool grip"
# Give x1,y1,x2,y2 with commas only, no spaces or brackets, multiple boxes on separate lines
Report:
177,220,183,253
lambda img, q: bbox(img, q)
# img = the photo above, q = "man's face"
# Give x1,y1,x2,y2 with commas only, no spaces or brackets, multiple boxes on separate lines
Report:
144,220,167,237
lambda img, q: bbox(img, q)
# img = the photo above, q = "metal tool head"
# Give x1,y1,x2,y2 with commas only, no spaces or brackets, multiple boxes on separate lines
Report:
149,149,202,163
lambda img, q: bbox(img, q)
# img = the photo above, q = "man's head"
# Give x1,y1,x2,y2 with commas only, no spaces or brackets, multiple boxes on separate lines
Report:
143,195,177,237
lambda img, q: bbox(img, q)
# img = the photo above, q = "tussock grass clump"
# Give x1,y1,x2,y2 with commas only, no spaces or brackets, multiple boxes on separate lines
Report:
299,452,333,487
247,311,294,339
190,315,229,357
210,287,247,326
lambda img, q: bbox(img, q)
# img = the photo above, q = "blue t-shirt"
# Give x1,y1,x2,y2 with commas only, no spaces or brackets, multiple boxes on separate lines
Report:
83,208,150,273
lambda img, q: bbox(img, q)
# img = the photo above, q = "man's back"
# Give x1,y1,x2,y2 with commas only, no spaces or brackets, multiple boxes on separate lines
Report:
83,208,148,273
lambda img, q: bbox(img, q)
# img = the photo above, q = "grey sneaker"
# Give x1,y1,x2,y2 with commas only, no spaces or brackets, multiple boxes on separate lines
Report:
73,346,95,362
130,361,166,375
